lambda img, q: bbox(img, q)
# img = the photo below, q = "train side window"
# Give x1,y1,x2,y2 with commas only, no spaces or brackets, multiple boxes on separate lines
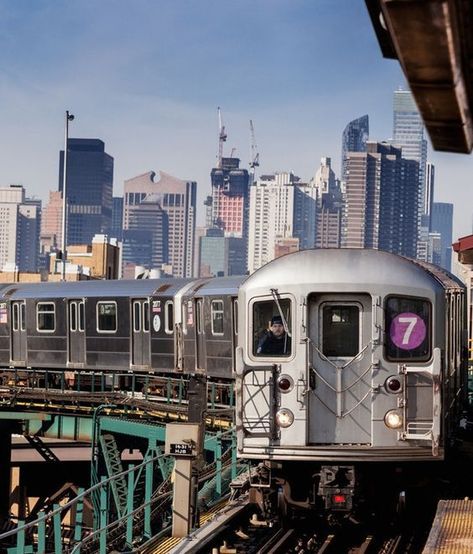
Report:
196,300,204,334
97,301,117,333
37,302,55,333
79,302,85,332
385,296,431,361
211,300,224,336
233,300,238,335
133,302,141,332
12,304,19,332
253,299,291,357
182,303,187,335
322,304,359,358
143,301,150,332
165,301,174,334
20,303,25,331
70,302,77,332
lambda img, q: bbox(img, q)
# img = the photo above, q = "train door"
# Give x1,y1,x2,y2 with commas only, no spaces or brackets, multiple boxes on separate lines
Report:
131,299,150,366
68,300,85,364
195,298,206,371
308,294,372,444
11,300,26,363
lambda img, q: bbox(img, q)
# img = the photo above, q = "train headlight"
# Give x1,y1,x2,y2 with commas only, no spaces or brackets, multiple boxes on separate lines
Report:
277,374,294,393
275,408,294,428
384,410,403,430
385,376,403,394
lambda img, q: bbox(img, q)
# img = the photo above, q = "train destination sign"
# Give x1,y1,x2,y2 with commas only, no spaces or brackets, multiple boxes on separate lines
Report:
170,443,193,456
390,312,426,350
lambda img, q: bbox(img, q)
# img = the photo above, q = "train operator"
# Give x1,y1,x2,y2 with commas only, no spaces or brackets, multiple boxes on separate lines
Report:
257,315,291,355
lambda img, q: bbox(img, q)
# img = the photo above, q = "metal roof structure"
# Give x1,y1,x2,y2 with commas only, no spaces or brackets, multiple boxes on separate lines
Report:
1,278,193,300
241,248,460,293
366,0,473,153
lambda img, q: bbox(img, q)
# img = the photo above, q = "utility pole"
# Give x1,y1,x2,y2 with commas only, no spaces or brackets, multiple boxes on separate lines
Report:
61,110,75,281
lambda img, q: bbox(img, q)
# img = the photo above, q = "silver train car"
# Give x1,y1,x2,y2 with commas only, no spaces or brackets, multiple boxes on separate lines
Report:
0,276,244,383
236,249,466,514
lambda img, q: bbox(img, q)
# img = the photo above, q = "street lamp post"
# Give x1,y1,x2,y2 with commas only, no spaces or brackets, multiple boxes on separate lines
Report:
61,110,75,281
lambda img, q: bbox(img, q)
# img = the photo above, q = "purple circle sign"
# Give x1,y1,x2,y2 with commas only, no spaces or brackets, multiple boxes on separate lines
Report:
390,312,426,350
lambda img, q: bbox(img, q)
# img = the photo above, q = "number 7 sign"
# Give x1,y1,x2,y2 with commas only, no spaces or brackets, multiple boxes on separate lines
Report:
390,312,426,350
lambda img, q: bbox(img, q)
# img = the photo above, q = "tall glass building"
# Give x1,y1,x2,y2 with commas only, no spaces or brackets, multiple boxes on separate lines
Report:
393,90,427,184
341,115,369,183
58,139,113,246
111,196,124,242
122,194,168,276
431,202,454,271
392,90,428,258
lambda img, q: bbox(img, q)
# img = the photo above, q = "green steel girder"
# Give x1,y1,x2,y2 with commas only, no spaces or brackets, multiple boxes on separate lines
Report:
99,434,128,519
25,415,93,441
99,417,166,441
0,411,51,421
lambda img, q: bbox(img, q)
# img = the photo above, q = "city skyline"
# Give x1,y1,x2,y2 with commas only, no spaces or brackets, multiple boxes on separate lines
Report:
0,1,471,241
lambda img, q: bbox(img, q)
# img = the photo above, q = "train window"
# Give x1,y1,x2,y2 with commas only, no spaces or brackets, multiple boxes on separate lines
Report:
133,302,141,332
253,299,291,357
233,300,238,335
37,302,55,332
196,300,203,334
79,302,85,332
97,301,117,333
385,296,431,361
70,303,77,332
165,301,174,334
143,301,150,332
20,303,25,331
322,304,359,358
182,303,187,335
211,300,224,336
12,304,19,332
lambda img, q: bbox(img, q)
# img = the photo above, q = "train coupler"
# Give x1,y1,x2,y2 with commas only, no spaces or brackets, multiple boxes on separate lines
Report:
318,465,355,512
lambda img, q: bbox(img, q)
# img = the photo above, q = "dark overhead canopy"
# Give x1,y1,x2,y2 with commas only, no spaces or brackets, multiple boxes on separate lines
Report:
366,0,473,154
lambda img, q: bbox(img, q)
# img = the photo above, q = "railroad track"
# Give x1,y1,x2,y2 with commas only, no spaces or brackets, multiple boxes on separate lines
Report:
178,515,428,554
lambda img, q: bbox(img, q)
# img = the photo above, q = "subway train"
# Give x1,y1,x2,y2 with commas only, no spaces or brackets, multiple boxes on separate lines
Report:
236,248,467,519
0,248,467,518
0,276,243,379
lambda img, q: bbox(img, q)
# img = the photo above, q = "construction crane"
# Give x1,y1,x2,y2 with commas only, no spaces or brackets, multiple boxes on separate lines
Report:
217,107,227,169
249,119,260,181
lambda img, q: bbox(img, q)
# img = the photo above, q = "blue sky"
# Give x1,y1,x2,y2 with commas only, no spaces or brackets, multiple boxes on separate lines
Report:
0,0,472,237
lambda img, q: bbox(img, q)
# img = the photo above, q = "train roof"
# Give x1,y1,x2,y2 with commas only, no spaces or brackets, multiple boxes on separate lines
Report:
241,249,464,293
192,276,247,296
1,278,194,300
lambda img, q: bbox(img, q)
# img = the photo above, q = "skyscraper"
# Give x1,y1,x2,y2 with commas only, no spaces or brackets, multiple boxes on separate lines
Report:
417,162,435,262
0,185,41,272
207,156,250,275
247,172,317,273
344,142,419,258
392,90,427,184
341,115,369,183
111,196,124,242
123,171,196,278
210,157,250,236
423,162,435,227
199,228,246,277
122,194,168,277
392,89,428,259
431,202,454,271
58,138,114,246
311,157,343,248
